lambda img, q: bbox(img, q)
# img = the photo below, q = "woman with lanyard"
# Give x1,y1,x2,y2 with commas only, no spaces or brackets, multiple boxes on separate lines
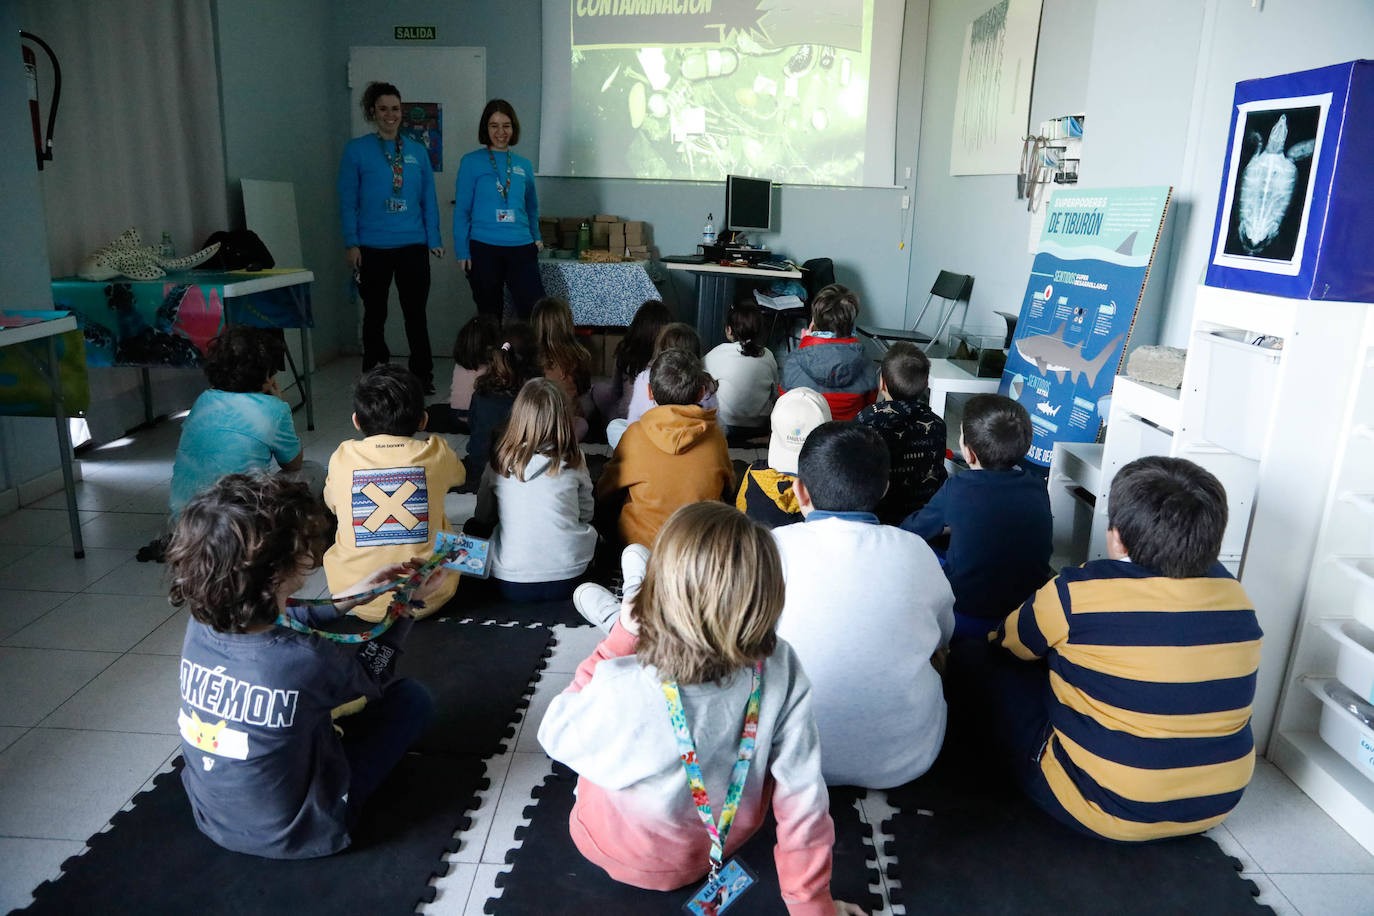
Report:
338,81,444,392
453,99,545,320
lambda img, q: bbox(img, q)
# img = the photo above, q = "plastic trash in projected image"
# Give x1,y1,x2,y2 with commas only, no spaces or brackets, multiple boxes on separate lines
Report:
566,0,874,184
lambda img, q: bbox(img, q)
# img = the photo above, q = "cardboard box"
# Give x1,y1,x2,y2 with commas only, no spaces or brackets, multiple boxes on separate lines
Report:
593,214,620,223
591,221,611,248
558,217,583,233
625,221,646,247
609,222,626,252
558,229,579,250
1205,60,1374,302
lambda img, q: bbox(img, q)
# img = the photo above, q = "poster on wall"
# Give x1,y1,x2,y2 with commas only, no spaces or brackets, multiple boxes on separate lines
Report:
949,0,1043,176
403,102,443,172
999,186,1172,466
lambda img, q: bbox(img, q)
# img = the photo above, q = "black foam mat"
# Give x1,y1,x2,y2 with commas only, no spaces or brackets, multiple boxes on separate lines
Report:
401,617,554,758
880,751,1270,915
488,762,883,915
18,753,487,916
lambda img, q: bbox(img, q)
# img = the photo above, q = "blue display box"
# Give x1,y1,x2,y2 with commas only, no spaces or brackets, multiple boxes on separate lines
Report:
1205,60,1374,302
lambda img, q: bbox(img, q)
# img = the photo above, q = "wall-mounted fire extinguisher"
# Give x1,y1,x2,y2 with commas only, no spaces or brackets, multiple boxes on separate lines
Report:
20,31,60,171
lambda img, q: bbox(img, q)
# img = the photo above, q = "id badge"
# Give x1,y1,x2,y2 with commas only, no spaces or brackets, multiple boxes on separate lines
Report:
496,208,516,223
385,197,408,213
683,859,756,915
435,531,493,579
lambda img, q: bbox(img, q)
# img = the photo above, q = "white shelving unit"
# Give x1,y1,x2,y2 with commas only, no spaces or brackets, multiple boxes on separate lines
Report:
1270,310,1374,856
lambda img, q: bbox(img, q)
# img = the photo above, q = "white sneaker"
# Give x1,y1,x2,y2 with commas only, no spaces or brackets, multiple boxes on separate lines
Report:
573,582,620,633
621,544,650,600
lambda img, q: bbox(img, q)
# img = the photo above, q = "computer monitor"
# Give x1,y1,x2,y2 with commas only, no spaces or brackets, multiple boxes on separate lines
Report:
725,175,772,234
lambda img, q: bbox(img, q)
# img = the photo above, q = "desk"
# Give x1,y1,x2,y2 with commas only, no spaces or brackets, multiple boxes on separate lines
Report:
51,270,316,429
507,259,659,326
0,312,86,557
927,358,1002,416
664,261,803,348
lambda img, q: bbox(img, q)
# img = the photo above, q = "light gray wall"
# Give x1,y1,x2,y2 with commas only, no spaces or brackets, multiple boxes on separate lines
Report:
0,8,61,493
906,0,1098,340
215,0,346,361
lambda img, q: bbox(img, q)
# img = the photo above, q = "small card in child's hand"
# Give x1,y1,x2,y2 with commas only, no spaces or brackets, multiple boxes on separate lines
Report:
683,859,756,915
435,531,493,579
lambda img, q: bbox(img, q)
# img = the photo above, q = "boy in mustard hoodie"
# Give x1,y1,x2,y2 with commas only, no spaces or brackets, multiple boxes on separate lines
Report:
595,348,734,548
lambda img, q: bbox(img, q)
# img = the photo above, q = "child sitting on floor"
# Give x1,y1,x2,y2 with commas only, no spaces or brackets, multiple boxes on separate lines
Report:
736,387,831,529
322,365,465,621
427,314,500,434
949,456,1262,842
856,342,947,525
609,322,719,448
170,473,443,858
472,378,596,602
466,322,538,481
901,393,1051,640
532,296,592,441
539,501,867,916
780,284,877,421
590,299,673,423
773,422,953,789
596,348,733,548
704,301,778,435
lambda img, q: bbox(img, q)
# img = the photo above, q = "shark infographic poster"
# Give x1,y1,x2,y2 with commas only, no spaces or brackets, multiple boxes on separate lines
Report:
999,186,1172,466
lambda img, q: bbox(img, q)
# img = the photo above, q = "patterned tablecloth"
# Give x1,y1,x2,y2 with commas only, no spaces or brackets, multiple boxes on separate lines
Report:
49,270,313,369
507,259,659,326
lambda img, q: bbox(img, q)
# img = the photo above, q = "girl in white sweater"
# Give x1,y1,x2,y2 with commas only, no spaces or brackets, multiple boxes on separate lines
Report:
473,378,596,601
704,302,778,435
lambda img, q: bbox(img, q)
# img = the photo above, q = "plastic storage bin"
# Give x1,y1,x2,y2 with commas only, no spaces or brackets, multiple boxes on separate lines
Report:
1304,676,1374,783
1320,617,1374,704
1202,331,1281,460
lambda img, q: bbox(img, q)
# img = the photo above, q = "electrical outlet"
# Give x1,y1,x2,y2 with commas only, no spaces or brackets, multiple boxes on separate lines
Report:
901,195,910,210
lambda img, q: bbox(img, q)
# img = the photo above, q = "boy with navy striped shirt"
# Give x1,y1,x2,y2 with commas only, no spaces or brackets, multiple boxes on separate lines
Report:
949,456,1261,842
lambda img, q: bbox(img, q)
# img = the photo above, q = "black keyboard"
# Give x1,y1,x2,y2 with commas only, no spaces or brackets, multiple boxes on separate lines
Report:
661,253,708,264
756,259,793,271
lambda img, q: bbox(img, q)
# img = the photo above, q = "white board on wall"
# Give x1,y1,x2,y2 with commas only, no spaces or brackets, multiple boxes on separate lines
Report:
949,0,1044,176
242,179,303,268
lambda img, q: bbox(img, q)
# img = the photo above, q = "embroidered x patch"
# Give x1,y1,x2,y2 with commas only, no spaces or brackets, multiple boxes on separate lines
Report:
350,467,429,546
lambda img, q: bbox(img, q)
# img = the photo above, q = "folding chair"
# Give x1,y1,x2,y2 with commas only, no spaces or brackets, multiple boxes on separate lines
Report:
857,270,974,352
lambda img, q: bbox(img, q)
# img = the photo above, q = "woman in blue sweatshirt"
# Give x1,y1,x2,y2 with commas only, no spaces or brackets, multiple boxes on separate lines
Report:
338,81,443,392
453,99,545,320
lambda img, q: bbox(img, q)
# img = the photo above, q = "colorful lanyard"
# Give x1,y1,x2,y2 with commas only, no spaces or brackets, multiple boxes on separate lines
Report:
273,542,458,644
378,134,404,195
488,148,513,202
661,661,763,877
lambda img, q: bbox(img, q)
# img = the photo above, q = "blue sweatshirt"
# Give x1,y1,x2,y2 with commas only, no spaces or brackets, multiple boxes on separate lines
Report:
453,147,539,259
337,134,441,249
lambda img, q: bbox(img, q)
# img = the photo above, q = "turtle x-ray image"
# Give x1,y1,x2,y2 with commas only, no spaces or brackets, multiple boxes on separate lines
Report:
1221,104,1322,263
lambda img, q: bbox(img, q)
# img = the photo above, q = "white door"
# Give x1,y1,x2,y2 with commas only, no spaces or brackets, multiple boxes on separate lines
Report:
347,46,486,372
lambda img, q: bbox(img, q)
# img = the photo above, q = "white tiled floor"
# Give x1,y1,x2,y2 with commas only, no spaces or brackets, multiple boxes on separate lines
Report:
1,358,1372,914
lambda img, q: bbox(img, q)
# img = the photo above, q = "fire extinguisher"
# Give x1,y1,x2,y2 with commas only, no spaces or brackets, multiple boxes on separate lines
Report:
20,31,60,171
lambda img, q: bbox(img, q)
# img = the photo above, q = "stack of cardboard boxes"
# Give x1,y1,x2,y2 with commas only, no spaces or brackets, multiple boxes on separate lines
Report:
538,215,652,261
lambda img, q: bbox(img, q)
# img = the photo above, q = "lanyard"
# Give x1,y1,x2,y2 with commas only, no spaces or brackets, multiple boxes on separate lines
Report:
273,541,458,644
488,148,513,201
661,661,763,877
378,134,404,195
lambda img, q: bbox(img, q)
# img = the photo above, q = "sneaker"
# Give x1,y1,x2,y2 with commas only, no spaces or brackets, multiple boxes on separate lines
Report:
621,544,650,601
573,582,620,633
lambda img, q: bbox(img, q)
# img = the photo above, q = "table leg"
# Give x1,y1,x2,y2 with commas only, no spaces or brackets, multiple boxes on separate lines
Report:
300,326,314,431
47,336,84,559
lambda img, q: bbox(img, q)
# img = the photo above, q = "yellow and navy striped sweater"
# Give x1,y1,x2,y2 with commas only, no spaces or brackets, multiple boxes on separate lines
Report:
997,558,1262,841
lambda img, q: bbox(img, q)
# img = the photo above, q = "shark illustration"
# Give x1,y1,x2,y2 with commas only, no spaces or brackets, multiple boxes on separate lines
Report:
1035,401,1061,417
1016,324,1125,387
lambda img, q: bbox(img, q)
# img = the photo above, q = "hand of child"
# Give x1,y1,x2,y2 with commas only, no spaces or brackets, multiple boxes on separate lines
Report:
335,558,431,614
833,901,868,916
262,376,284,400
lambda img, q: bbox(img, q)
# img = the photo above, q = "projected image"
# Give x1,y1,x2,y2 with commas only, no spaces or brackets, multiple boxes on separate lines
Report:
567,0,873,184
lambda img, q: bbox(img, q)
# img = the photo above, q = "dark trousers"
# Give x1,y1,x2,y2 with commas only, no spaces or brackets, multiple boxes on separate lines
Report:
467,239,544,320
495,575,581,603
340,676,434,825
359,244,434,383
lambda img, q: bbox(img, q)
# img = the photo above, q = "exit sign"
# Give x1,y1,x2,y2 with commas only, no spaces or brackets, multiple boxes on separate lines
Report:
394,25,436,40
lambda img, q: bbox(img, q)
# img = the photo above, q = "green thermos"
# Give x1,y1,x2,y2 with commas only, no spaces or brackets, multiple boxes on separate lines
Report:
577,221,591,255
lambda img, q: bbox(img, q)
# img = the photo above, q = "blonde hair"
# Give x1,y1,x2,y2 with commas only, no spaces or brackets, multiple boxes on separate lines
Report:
633,502,783,684
531,296,590,379
491,378,585,479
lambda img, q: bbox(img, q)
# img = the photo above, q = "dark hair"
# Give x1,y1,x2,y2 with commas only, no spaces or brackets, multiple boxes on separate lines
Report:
204,326,284,393
655,322,702,358
615,300,673,379
649,348,711,406
475,321,538,396
167,474,328,634
796,421,889,512
1107,457,1228,578
809,284,860,337
961,394,1031,470
361,82,402,121
881,341,931,401
478,99,521,146
453,314,502,370
726,301,766,358
354,364,425,437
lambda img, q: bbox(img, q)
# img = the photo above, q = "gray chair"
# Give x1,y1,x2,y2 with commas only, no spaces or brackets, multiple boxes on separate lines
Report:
858,270,974,352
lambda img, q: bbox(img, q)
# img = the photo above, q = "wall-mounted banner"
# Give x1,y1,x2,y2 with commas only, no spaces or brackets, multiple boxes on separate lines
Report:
999,185,1172,466
394,26,436,40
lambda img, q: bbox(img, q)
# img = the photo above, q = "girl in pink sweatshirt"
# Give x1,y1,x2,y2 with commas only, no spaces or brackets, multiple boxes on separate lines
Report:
538,502,866,916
